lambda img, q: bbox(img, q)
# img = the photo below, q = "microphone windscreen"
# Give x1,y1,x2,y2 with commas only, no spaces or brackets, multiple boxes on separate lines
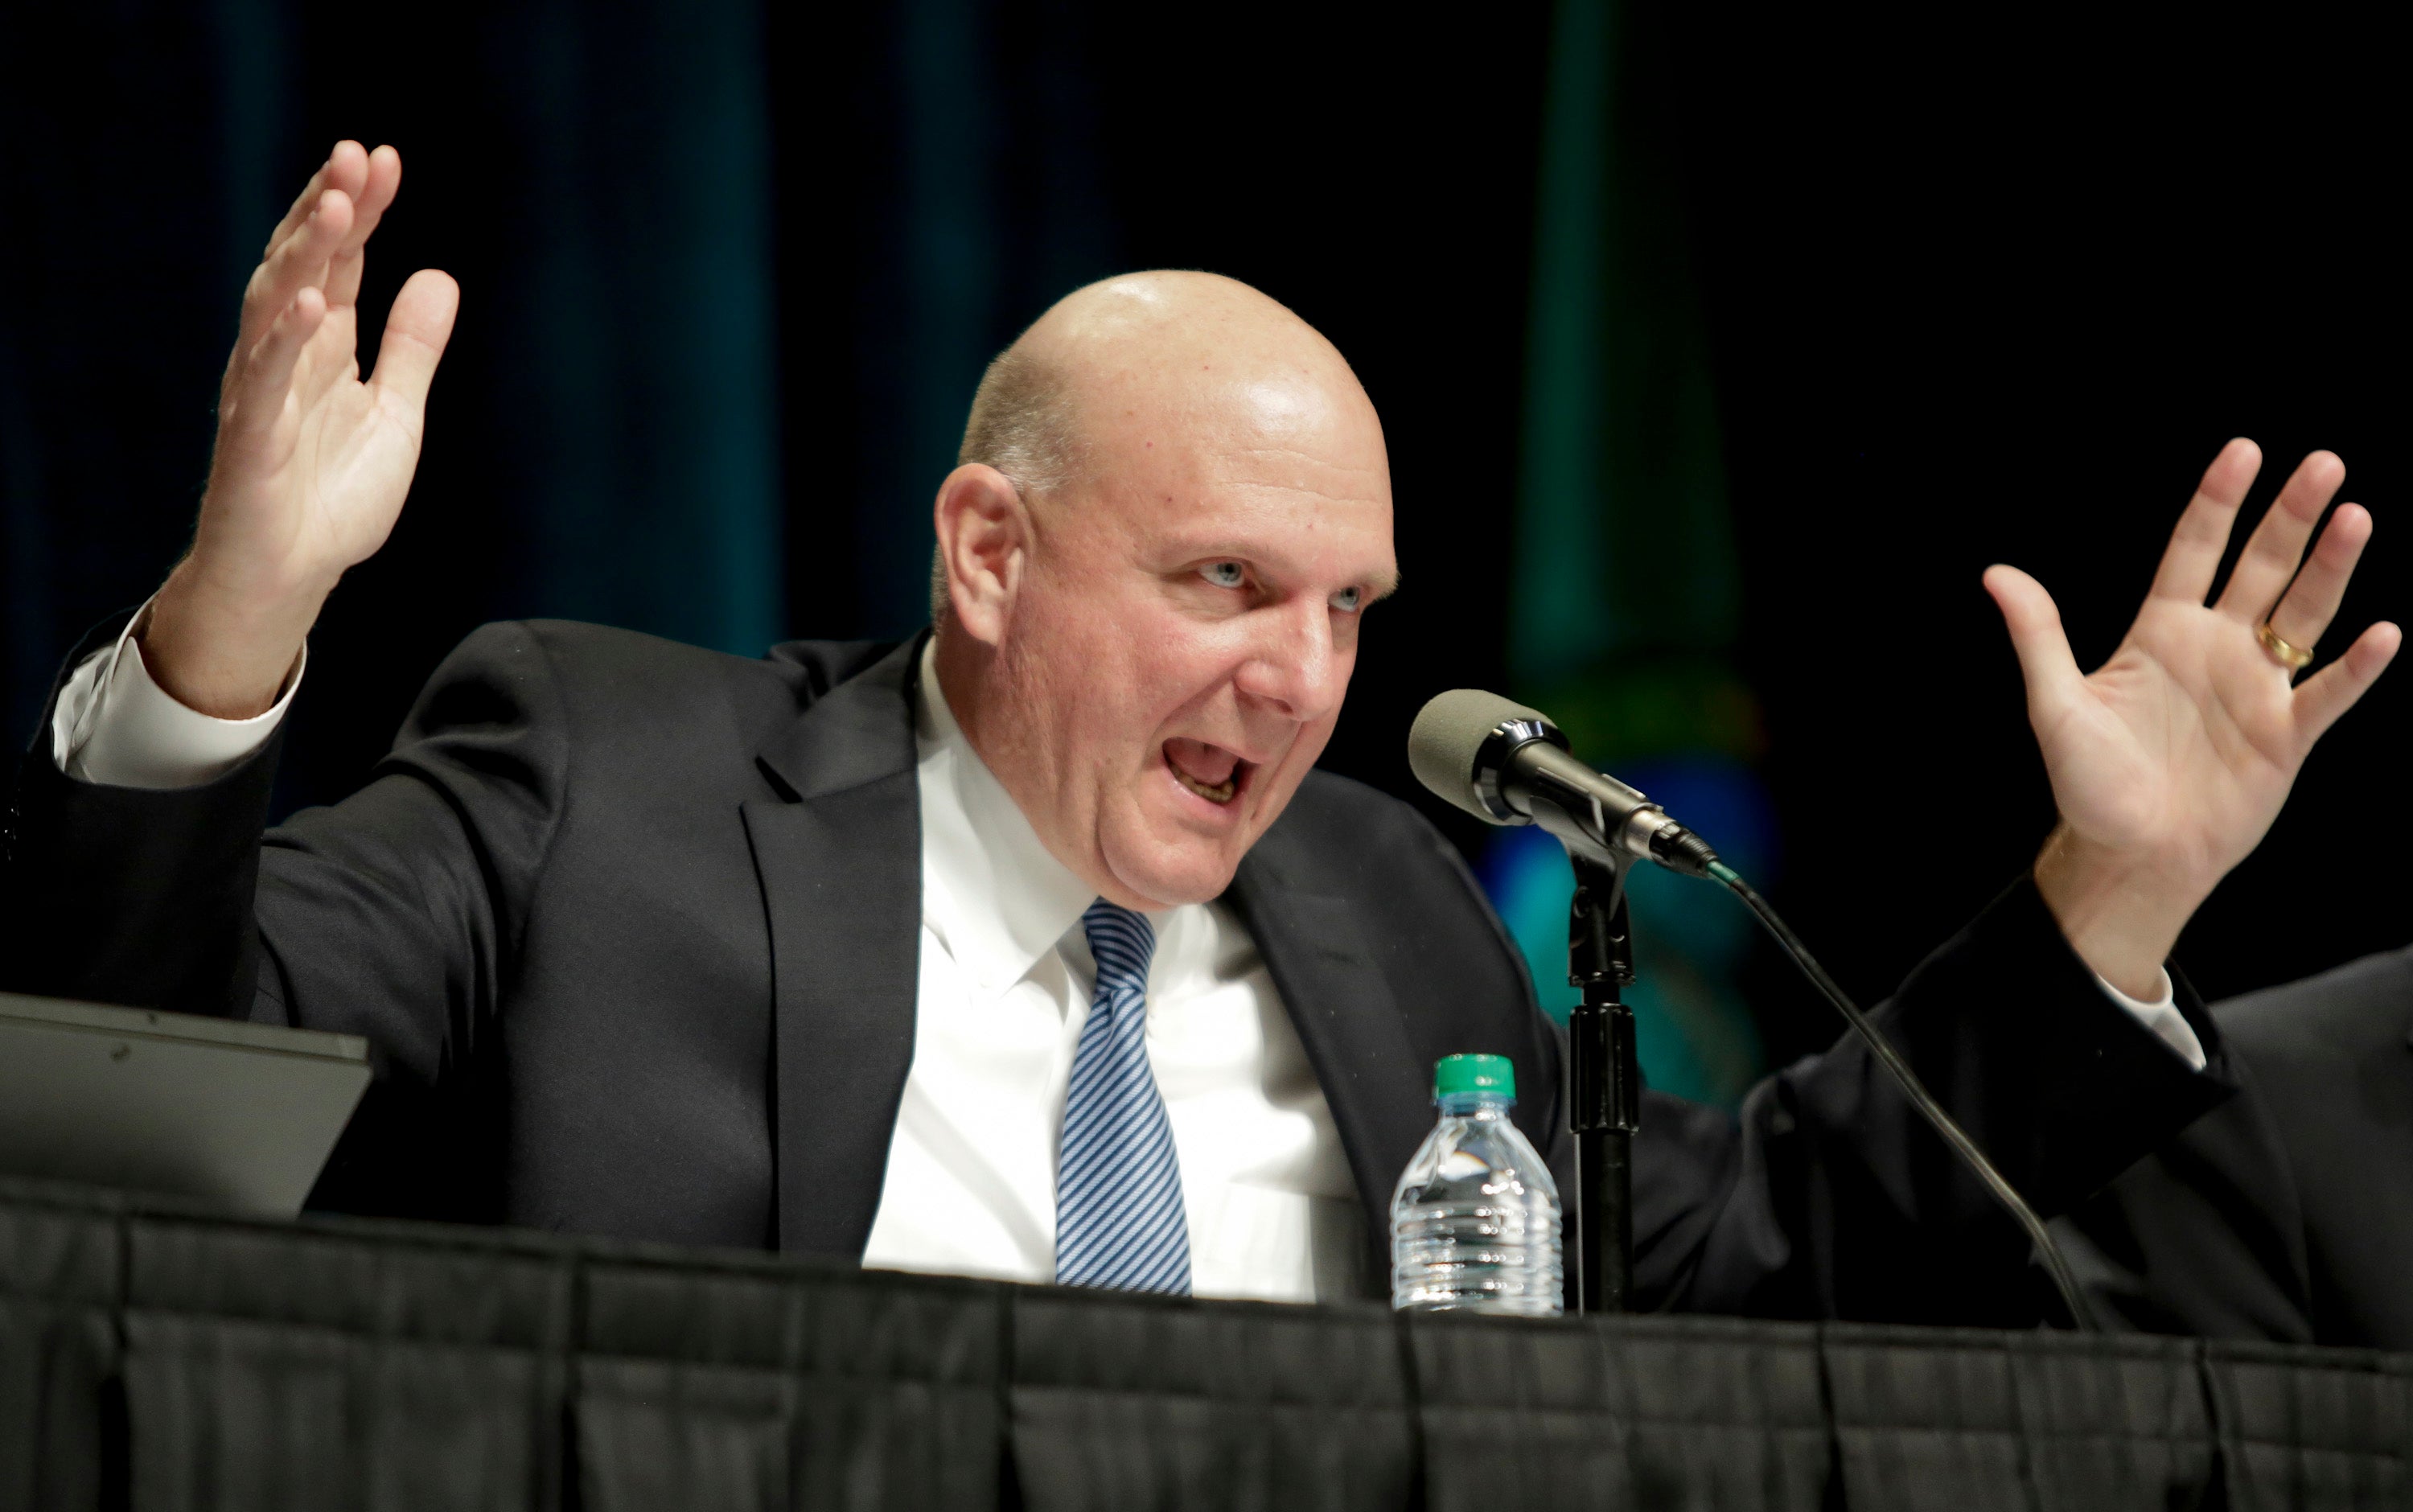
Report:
1407,688,1550,822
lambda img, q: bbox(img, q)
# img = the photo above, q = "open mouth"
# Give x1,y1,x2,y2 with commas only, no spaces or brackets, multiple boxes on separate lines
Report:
1164,738,1249,807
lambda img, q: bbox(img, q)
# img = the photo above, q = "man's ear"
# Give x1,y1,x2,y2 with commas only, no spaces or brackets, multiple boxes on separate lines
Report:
933,463,1027,646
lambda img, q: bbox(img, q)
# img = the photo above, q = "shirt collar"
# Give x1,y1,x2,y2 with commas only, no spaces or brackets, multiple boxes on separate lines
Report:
915,639,1100,992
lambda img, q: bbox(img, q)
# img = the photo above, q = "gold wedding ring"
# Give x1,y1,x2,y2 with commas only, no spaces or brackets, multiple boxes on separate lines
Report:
2257,621,2315,672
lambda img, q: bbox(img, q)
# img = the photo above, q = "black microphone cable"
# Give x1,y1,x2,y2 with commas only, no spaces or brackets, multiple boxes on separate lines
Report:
1700,859,2102,1333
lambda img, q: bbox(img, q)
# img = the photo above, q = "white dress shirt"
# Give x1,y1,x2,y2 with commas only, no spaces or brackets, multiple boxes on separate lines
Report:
858,643,1363,1299
53,619,2208,1294
55,608,303,788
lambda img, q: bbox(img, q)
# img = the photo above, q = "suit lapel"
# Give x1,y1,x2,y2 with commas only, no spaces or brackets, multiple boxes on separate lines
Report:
1226,840,1431,1292
738,635,1441,1282
742,635,927,1259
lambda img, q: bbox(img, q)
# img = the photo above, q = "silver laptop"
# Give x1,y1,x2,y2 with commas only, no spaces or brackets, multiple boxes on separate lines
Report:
0,992,372,1217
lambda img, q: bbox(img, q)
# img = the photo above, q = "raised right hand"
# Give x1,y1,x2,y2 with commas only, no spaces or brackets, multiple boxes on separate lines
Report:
143,141,458,717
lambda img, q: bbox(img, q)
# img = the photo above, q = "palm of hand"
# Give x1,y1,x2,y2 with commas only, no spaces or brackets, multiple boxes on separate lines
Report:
1987,440,2397,988
286,312,430,569
2039,598,2302,891
206,310,416,590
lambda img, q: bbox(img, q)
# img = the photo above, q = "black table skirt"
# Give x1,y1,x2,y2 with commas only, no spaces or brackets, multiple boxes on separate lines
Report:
2,1177,2403,1511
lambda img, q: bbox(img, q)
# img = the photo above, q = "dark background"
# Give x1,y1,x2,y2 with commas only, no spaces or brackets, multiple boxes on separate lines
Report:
2,0,2404,1068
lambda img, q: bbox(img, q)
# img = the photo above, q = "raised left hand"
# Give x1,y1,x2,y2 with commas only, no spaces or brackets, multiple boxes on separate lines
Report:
1986,439,2400,997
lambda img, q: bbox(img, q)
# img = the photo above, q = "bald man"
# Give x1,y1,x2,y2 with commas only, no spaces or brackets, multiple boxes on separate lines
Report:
7,145,2395,1323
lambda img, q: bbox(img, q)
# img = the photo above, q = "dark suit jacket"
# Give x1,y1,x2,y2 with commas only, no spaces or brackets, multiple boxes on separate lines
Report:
5,615,2234,1320
2063,947,2413,1349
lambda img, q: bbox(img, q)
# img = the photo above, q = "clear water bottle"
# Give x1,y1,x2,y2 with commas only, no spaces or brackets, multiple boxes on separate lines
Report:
1390,1053,1564,1316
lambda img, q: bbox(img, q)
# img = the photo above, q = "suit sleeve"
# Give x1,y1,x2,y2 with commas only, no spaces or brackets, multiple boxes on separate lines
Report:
1631,877,2239,1326
2052,1068,2315,1345
6,615,570,1095
2050,951,2413,1349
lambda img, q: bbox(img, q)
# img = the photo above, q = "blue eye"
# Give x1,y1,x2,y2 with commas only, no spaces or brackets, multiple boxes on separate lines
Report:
1330,586,1363,613
1201,561,1245,589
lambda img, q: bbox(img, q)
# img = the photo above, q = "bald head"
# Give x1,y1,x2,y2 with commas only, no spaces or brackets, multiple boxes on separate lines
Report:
929,268,1395,910
939,272,1382,617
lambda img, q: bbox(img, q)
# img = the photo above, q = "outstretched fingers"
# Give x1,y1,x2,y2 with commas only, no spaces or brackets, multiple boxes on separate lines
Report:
1985,564,2089,721
222,286,329,449
257,142,367,259
236,187,354,355
2292,620,2403,754
324,145,403,310
366,269,461,419
2218,450,2348,624
2148,438,2262,606
2266,502,2373,654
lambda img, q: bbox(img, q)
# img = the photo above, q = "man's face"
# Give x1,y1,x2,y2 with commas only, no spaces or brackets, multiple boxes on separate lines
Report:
985,375,1396,908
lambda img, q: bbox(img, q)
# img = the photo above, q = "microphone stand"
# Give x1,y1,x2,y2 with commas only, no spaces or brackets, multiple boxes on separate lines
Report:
1565,853,1639,1315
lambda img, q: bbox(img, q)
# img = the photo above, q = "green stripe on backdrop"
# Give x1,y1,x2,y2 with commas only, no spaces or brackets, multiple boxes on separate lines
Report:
1498,0,1769,1106
1515,0,1741,720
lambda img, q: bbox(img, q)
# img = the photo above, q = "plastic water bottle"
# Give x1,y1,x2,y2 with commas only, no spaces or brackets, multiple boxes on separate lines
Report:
1390,1053,1564,1316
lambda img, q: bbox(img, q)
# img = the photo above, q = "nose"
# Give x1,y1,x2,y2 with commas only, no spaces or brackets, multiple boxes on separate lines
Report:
1232,598,1346,723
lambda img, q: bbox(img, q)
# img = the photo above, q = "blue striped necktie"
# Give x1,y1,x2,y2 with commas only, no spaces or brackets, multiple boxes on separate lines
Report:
1054,900,1192,1295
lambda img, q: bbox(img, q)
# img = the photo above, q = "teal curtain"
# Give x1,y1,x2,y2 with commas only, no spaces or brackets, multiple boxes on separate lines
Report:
850,0,1120,638
501,0,784,656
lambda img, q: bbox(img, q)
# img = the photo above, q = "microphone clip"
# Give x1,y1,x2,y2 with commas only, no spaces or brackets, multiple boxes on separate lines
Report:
1567,854,1638,992
1565,852,1641,1317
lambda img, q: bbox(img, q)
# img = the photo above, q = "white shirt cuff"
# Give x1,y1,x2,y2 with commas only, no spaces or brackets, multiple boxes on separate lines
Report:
52,604,303,789
2091,967,2205,1072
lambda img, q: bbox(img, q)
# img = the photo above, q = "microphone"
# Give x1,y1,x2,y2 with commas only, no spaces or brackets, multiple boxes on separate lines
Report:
1404,685,2104,1330
1407,688,1720,877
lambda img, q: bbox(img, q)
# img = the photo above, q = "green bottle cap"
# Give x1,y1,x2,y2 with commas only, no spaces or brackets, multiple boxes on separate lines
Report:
1434,1054,1515,1099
